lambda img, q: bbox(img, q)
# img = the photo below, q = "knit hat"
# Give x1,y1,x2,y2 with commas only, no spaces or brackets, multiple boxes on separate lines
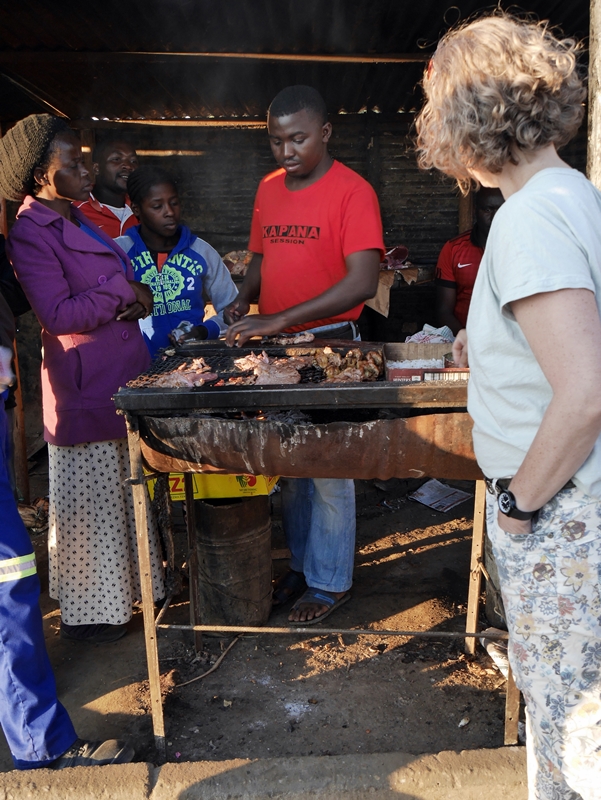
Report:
0,114,71,201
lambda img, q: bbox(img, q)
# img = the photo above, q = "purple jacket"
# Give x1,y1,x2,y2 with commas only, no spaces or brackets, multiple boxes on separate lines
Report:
7,197,150,446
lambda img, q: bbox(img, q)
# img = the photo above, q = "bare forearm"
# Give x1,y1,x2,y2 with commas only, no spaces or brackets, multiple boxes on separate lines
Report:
437,309,463,335
237,256,262,303
510,390,601,512
277,277,373,329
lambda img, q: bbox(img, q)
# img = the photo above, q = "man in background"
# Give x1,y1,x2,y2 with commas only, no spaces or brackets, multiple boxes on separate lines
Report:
76,137,139,237
435,187,504,334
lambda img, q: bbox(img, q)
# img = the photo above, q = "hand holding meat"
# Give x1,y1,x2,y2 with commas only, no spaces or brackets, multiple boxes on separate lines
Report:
224,297,251,325
226,313,286,347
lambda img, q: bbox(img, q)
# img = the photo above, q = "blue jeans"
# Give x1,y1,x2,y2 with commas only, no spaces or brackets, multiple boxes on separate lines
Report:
280,478,355,593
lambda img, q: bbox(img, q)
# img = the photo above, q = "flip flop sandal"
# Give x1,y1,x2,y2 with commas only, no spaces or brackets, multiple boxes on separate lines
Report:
289,588,351,626
272,569,307,607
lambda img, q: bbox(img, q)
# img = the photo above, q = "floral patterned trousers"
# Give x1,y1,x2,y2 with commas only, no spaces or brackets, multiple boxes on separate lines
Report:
487,486,601,800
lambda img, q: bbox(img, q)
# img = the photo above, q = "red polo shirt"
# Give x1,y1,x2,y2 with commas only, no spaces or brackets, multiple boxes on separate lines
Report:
76,194,137,238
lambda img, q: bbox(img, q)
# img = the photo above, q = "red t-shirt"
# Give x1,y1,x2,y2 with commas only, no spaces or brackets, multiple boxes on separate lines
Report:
435,230,484,328
249,160,385,332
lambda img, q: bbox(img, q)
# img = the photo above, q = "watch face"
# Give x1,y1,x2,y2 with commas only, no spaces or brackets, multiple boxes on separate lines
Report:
498,491,514,515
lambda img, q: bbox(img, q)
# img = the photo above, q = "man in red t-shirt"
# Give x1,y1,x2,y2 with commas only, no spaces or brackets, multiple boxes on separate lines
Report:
435,188,504,333
76,138,139,238
226,85,384,625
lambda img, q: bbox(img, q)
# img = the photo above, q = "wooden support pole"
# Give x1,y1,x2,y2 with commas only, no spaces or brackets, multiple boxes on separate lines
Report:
125,418,166,757
79,129,95,175
11,344,30,504
588,0,601,187
184,473,203,654
458,191,474,234
504,664,520,745
1,185,30,503
465,479,486,654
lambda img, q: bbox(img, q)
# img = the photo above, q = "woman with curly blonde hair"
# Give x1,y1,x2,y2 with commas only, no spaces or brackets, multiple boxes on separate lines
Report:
417,14,601,800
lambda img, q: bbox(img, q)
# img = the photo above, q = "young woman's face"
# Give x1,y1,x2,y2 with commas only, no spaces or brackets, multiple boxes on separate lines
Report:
134,182,181,237
34,133,93,202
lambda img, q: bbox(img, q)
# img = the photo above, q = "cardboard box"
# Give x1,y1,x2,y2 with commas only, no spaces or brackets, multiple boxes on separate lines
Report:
147,472,279,501
384,342,470,384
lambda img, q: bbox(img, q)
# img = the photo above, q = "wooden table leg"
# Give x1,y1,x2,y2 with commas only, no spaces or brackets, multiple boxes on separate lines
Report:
465,479,486,654
504,662,520,745
126,420,166,758
184,473,203,654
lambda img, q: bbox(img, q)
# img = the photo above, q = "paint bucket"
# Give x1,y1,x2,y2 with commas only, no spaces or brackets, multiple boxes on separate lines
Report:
194,495,272,626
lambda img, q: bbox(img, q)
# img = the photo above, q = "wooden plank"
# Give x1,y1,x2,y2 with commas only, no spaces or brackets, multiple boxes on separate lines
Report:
184,473,203,654
504,663,520,745
79,129,95,174
126,419,166,757
458,191,474,234
589,0,601,187
0,51,431,65
465,479,486,654
11,343,30,504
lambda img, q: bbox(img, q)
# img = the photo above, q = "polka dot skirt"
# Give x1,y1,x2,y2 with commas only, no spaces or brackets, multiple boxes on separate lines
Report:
48,438,165,626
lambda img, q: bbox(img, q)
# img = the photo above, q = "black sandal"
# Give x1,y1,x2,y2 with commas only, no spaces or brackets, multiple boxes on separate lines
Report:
272,569,306,607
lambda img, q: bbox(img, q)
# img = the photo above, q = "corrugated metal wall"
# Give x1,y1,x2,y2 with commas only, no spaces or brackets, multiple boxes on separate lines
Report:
109,117,587,260
107,118,455,260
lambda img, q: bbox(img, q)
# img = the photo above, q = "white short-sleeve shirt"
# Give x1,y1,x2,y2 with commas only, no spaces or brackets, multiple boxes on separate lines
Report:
467,167,601,498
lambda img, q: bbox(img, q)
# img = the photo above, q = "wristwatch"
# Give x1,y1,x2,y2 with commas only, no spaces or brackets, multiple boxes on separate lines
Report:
497,490,537,520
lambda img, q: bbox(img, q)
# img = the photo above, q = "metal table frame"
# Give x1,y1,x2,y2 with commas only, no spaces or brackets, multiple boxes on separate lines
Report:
122,382,519,758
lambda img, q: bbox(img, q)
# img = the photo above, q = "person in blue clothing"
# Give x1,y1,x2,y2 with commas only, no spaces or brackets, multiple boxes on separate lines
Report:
0,292,134,770
116,166,238,357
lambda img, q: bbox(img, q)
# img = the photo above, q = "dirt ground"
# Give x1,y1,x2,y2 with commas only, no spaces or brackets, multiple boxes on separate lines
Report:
0,459,511,771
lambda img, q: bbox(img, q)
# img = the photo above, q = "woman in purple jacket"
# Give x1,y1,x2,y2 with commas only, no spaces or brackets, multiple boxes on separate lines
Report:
0,114,164,643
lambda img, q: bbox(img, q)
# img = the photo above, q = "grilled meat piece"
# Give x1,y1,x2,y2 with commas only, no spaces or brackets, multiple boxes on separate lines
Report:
324,367,362,383
255,361,301,385
152,371,218,388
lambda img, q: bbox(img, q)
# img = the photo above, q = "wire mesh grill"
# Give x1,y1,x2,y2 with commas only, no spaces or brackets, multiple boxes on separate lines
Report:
126,346,384,390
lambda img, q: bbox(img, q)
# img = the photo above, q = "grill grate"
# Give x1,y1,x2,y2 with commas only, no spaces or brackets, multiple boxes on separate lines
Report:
126,346,383,390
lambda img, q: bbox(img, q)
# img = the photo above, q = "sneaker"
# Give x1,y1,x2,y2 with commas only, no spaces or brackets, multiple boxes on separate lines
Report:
60,622,127,644
51,738,135,769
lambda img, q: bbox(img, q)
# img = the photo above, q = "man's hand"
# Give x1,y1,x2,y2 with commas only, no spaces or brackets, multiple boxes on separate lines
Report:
452,329,469,366
224,297,250,324
225,313,285,347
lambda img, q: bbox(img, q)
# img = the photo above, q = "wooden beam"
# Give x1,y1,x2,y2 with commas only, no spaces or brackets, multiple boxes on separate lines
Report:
588,0,601,186
458,191,474,234
79,129,95,173
11,345,30,504
0,71,69,117
68,113,415,130
465,480,486,655
70,118,267,129
125,419,166,757
0,51,431,65
504,665,521,745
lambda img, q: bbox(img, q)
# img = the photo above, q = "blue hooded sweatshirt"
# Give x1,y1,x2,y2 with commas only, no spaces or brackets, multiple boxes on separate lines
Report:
116,225,238,358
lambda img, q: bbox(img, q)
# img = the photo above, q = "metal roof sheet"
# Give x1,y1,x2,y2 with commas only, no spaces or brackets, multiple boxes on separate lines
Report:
0,0,591,122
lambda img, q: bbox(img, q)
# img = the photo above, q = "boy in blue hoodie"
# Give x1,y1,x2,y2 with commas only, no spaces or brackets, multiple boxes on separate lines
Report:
116,166,238,358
